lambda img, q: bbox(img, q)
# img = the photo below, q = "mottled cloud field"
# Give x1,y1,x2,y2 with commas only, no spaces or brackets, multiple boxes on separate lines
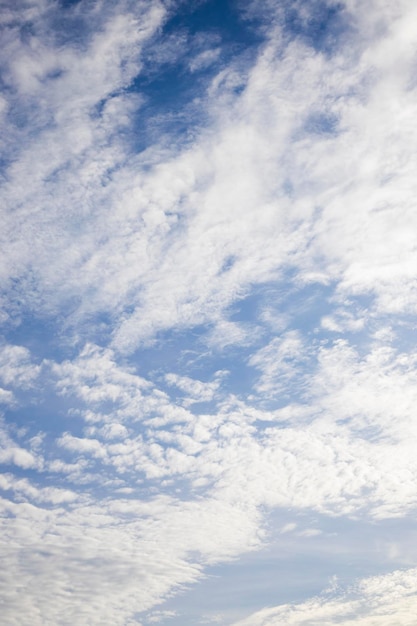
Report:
1,0,417,624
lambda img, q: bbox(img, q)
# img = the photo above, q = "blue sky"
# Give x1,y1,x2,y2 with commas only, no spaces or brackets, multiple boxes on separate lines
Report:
1,0,417,624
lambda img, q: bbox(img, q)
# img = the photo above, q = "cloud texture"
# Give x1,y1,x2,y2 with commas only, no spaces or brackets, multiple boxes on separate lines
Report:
1,0,417,623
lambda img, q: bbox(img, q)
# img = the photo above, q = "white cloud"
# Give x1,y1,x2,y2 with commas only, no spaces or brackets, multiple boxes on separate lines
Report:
43,332,417,521
1,0,416,351
0,473,78,504
189,47,221,73
0,388,14,405
249,331,308,398
145,610,177,623
280,522,297,534
165,372,221,406
1,0,417,623
2,327,417,620
0,344,40,388
231,567,417,625
0,445,38,469
0,489,262,625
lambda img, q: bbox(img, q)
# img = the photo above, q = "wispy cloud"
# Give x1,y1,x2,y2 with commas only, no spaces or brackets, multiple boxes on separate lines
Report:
232,567,417,625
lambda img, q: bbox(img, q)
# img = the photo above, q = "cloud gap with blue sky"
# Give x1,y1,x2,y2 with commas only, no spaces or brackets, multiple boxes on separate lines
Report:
1,0,417,624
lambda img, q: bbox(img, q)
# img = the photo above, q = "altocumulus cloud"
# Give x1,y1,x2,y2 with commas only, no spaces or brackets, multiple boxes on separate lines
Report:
1,0,417,624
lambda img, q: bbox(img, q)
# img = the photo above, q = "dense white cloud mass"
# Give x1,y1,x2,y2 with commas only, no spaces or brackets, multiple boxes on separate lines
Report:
1,0,417,623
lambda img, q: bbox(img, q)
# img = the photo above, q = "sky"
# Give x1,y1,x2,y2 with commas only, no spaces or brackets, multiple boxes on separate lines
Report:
1,0,417,624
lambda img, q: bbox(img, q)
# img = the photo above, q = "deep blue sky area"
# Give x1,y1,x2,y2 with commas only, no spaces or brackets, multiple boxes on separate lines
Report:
165,0,262,44
130,0,264,148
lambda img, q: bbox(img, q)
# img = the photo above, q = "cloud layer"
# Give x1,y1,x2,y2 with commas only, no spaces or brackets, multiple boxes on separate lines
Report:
1,0,417,623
